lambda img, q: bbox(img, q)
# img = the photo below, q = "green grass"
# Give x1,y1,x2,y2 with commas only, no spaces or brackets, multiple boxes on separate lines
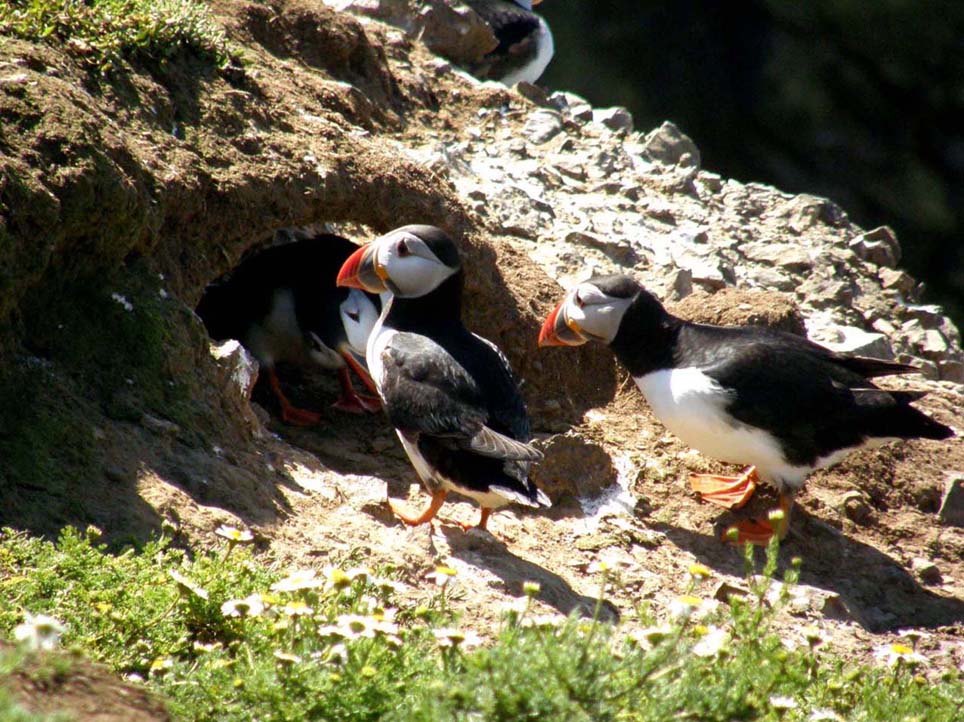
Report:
0,0,234,72
0,527,961,722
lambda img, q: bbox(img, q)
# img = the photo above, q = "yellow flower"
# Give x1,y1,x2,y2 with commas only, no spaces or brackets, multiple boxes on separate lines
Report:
427,566,458,587
149,657,174,677
669,594,704,621
687,563,712,580
522,580,541,597
323,566,352,591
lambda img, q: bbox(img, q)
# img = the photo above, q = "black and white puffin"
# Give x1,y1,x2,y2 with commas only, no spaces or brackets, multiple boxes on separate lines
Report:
196,232,381,425
336,224,550,530
538,274,954,544
466,0,554,86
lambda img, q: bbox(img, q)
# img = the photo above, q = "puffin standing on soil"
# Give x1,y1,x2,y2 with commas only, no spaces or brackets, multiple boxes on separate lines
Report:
466,0,554,86
196,232,382,425
336,224,550,530
538,274,954,544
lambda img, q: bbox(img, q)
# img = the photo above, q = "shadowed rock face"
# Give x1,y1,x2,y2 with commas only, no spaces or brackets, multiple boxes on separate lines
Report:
0,0,612,539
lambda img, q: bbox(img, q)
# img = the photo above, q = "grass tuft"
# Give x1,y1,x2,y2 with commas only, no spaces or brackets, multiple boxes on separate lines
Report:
0,528,961,721
0,0,234,73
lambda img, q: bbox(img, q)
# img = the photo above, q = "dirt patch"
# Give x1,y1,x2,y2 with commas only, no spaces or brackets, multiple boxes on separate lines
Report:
3,645,169,722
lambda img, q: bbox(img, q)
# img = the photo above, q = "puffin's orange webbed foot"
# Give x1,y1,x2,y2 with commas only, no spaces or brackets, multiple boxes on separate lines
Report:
389,490,447,527
690,466,758,509
724,494,793,546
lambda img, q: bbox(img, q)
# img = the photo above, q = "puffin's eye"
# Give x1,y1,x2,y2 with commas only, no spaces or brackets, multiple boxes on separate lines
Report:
346,310,360,322
574,292,585,309
397,239,411,257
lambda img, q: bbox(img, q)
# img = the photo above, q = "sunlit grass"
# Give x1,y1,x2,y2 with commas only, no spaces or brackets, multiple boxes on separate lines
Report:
0,0,234,72
0,526,961,721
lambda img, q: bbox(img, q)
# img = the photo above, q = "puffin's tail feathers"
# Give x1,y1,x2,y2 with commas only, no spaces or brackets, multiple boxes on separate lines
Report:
489,483,552,509
839,355,922,379
873,391,954,441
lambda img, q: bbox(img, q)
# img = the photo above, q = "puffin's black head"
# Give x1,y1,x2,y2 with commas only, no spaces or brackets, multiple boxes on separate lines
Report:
337,225,461,299
539,274,666,347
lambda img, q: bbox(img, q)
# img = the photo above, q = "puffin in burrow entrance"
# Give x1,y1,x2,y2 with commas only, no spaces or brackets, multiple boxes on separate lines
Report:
465,0,554,86
196,231,381,425
538,274,954,544
336,224,550,531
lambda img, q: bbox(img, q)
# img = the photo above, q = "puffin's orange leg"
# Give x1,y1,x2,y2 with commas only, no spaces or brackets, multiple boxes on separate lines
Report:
341,351,382,401
689,466,759,509
725,493,793,546
331,366,381,414
458,507,493,532
267,368,321,426
389,490,447,527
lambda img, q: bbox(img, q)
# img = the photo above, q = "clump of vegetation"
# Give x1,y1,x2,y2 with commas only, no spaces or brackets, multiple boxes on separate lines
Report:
0,527,961,721
0,0,234,72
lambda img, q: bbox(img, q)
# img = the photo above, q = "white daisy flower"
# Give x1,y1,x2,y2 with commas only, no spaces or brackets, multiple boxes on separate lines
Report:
433,627,482,649
626,624,674,648
221,593,265,618
769,695,798,711
14,613,65,652
271,569,325,593
214,525,254,544
691,626,729,658
873,642,928,668
809,709,844,721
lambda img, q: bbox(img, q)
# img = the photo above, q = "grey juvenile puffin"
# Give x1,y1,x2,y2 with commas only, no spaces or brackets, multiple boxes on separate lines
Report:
336,225,550,530
196,232,381,425
466,0,554,86
539,275,954,544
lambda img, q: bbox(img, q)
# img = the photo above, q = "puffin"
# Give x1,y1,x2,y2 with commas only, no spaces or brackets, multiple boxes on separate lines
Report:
538,274,954,544
196,231,382,425
465,0,554,86
336,224,550,530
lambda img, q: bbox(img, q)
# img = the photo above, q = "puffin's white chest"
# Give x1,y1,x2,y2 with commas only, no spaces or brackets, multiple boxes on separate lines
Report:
365,321,395,396
633,368,802,486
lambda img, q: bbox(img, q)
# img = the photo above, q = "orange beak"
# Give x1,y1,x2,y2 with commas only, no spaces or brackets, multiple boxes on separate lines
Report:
336,244,387,293
538,298,587,347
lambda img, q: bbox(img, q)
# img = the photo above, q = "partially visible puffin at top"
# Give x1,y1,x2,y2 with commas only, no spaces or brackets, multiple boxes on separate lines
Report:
336,224,550,531
539,274,954,545
465,0,554,86
196,231,382,426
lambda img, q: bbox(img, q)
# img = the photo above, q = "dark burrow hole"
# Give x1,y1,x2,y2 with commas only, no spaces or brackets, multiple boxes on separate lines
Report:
195,225,398,475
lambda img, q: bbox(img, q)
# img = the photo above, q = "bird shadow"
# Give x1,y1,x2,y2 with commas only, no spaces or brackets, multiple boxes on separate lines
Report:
650,506,964,632
440,523,620,623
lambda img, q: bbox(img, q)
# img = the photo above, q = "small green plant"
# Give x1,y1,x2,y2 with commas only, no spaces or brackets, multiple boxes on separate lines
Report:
0,0,235,73
0,528,961,722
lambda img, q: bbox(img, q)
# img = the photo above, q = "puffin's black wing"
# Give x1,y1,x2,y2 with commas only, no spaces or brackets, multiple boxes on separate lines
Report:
379,332,541,461
681,325,952,466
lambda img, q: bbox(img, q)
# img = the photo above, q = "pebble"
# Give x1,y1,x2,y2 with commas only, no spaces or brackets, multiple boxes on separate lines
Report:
938,473,964,527
910,557,942,585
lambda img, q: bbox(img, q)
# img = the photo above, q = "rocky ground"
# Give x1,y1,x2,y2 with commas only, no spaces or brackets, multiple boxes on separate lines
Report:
2,0,963,717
